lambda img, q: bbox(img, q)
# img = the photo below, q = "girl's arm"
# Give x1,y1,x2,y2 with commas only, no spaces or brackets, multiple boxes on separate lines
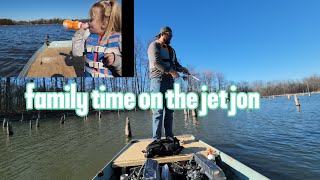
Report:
72,29,90,57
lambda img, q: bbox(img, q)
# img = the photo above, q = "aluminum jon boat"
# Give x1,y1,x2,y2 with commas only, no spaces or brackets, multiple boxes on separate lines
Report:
92,135,269,180
18,41,85,77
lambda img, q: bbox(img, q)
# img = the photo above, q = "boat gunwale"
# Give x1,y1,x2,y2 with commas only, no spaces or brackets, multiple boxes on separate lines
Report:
199,140,270,180
18,43,47,77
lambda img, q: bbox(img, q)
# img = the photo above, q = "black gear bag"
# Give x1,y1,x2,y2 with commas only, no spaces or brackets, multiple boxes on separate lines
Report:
142,137,184,158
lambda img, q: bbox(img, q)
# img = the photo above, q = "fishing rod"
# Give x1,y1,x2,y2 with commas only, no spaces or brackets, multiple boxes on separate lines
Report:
182,74,200,81
174,66,200,81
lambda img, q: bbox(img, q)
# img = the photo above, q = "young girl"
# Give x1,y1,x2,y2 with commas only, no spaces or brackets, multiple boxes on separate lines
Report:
72,0,122,77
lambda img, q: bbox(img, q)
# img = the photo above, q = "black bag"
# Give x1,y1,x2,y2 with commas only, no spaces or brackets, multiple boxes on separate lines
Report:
142,137,184,158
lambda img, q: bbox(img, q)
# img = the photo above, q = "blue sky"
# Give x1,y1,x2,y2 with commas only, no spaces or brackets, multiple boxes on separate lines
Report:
1,1,319,82
0,1,94,20
135,0,320,82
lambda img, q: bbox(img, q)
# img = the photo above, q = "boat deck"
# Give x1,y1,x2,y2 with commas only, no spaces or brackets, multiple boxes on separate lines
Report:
93,135,269,180
26,47,85,77
112,135,216,168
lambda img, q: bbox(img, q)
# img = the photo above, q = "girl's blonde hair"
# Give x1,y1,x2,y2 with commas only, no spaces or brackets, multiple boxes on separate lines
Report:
90,0,122,37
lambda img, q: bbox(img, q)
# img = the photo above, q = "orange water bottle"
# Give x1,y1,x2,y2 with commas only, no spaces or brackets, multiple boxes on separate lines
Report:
63,20,89,30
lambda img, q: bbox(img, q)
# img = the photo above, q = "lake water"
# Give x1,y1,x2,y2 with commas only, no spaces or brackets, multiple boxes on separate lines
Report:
0,25,74,76
0,94,319,179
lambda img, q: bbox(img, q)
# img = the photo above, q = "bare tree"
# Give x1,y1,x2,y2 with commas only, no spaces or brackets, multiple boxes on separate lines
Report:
216,72,226,91
236,81,251,92
134,36,150,94
201,70,216,92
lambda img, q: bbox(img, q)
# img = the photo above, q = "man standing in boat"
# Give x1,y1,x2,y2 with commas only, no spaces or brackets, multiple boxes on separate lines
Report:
148,26,190,140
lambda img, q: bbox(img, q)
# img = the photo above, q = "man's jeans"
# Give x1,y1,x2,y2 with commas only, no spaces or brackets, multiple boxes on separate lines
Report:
150,77,174,140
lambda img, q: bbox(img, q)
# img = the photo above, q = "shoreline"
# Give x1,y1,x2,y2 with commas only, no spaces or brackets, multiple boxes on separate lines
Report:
0,18,89,26
262,91,320,98
0,23,60,26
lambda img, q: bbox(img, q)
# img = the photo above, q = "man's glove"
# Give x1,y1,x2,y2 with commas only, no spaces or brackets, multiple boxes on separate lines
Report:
182,76,188,81
179,67,190,75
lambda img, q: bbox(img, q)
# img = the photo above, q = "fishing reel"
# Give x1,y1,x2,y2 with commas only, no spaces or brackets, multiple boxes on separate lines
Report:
176,66,190,76
180,73,200,82
174,66,200,81
175,67,193,81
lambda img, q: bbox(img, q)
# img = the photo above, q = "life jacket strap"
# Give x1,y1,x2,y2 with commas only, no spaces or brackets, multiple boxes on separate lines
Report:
84,66,113,78
84,57,105,69
86,45,121,56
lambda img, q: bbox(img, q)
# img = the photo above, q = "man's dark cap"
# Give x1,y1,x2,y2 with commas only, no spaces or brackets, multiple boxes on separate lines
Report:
156,26,172,38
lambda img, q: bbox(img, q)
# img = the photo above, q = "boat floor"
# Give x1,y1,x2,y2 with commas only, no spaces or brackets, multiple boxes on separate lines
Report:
113,135,216,168
26,47,85,77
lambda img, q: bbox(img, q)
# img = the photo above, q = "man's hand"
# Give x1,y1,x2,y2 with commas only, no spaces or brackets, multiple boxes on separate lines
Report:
103,53,115,66
169,69,180,78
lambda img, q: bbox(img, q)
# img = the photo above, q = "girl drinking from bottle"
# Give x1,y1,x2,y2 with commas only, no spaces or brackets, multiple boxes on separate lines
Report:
72,0,122,77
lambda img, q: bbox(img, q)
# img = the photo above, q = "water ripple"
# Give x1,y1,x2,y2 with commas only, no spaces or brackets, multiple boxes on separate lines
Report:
0,25,74,76
0,94,319,179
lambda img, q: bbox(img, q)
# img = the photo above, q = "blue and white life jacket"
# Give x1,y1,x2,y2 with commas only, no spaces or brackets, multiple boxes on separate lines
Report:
84,33,121,77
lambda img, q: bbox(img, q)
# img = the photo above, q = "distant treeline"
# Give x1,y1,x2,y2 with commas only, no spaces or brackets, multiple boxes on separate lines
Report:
0,18,89,26
0,74,319,115
240,74,320,96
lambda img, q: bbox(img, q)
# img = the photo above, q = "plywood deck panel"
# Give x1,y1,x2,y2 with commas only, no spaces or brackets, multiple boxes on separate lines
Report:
112,135,217,168
26,47,85,77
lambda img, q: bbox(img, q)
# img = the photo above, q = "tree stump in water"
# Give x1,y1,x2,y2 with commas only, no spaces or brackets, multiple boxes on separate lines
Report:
7,122,13,136
3,118,7,128
36,118,40,127
60,116,65,124
125,117,132,137
191,109,197,117
184,109,189,117
294,95,300,106
98,110,102,119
